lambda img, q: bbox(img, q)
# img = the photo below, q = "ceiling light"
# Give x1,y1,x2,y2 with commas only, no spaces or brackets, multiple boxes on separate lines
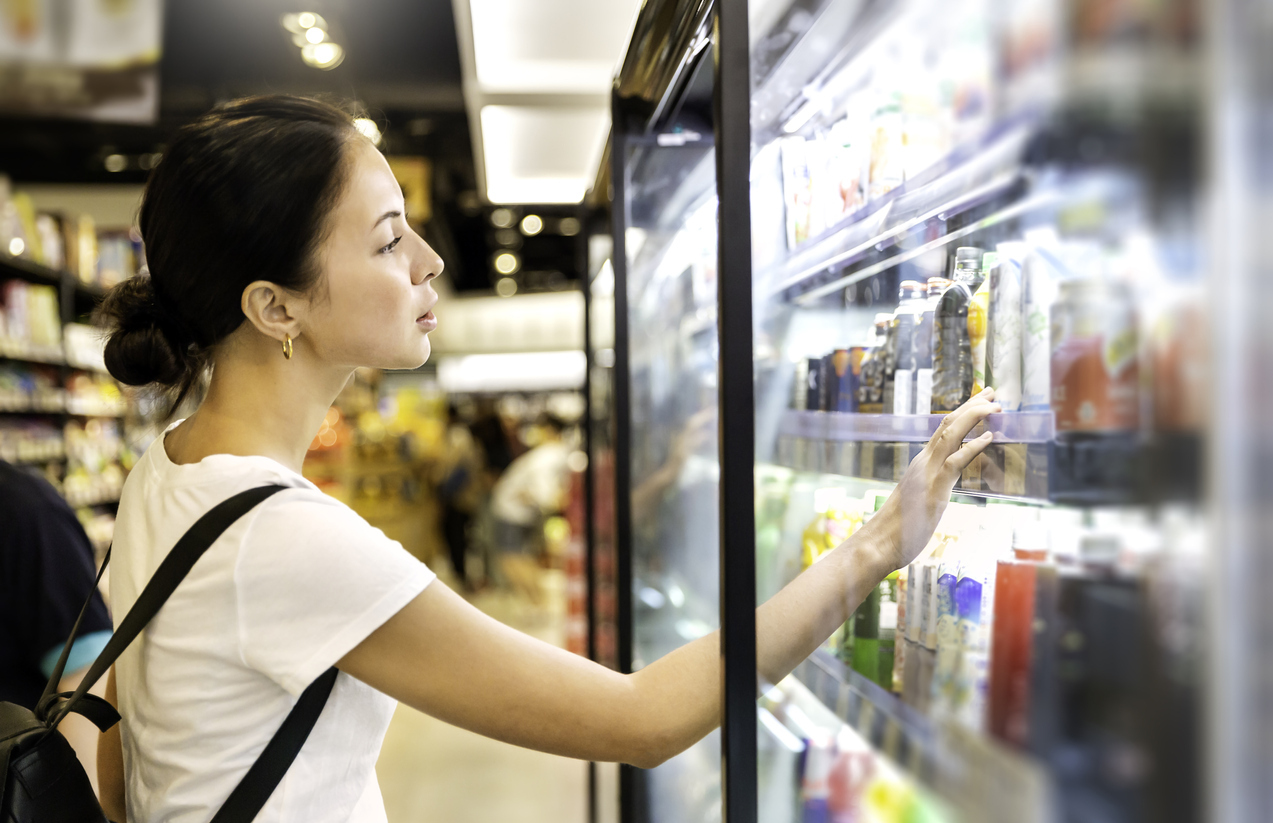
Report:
304,26,326,44
8,237,24,256
495,277,518,297
104,154,126,172
520,214,543,236
493,252,520,275
352,117,382,145
468,0,641,94
490,208,514,228
558,216,581,236
281,11,326,33
301,42,344,70
480,106,610,204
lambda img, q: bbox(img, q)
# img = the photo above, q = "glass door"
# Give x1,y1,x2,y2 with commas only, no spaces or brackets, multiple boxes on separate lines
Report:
742,0,1208,821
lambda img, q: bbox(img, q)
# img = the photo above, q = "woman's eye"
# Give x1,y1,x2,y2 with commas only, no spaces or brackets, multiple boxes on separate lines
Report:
379,236,402,254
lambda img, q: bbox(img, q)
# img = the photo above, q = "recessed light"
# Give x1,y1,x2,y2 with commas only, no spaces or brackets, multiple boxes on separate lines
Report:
493,252,519,275
520,214,543,236
104,154,127,172
496,277,518,297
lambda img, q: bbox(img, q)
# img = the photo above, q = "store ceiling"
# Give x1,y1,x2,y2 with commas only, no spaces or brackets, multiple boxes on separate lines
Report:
0,0,596,293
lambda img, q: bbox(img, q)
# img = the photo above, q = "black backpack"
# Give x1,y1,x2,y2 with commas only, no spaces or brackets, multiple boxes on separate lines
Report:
0,485,338,823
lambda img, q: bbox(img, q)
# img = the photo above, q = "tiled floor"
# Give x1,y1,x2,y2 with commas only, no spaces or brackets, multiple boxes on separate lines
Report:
375,570,589,823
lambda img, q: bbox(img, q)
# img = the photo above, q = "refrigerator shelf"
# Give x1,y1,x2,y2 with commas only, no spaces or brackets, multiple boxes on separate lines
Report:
792,647,1052,823
758,121,1034,301
778,409,1056,444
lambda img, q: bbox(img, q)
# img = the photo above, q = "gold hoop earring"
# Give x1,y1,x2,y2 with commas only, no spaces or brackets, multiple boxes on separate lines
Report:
282,334,294,360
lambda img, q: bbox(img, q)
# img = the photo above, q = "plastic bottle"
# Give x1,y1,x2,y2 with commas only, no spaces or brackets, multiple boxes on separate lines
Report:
885,281,927,415
987,523,1052,747
931,247,983,412
969,253,994,395
1020,241,1060,411
913,277,949,415
985,242,1028,411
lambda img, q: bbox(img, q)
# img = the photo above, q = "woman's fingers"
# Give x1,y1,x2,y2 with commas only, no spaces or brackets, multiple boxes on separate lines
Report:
929,388,1000,461
945,430,994,473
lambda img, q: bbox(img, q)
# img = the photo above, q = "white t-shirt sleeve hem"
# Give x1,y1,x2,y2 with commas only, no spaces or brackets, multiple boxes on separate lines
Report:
278,565,435,695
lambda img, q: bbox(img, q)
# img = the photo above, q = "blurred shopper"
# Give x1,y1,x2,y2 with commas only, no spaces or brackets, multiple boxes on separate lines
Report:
431,403,485,590
90,95,995,823
0,459,112,794
488,414,572,601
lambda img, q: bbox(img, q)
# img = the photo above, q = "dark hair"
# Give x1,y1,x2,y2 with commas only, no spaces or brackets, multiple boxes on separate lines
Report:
97,95,359,408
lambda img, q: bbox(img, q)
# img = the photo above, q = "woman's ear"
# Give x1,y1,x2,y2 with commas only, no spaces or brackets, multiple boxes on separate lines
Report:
241,280,303,343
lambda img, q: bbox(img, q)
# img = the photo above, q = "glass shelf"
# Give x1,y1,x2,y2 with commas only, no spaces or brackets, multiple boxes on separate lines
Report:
793,647,1054,823
779,410,1055,444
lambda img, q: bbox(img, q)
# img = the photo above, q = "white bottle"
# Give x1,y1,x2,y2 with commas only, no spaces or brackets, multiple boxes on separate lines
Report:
987,242,1028,411
1020,240,1059,411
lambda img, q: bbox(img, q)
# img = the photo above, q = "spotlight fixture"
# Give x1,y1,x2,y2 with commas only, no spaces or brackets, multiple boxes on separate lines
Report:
103,154,126,172
558,216,581,236
8,237,24,256
493,251,520,275
490,208,515,229
301,42,344,70
282,12,344,70
496,277,518,297
520,214,543,236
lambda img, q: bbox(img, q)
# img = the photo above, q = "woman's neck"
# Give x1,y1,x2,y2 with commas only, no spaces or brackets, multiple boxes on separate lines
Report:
164,335,352,474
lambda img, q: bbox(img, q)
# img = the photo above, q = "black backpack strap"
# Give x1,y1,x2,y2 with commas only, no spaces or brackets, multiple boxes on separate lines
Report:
45,484,289,733
209,667,339,823
35,544,113,719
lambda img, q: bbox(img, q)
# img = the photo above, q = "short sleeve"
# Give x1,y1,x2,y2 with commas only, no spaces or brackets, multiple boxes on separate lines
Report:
235,489,435,695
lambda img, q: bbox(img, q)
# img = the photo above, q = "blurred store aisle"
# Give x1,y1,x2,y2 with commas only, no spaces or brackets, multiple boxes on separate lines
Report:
376,569,588,823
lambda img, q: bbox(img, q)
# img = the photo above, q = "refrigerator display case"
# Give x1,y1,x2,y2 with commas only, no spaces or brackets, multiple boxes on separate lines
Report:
593,0,1271,820
742,0,1207,822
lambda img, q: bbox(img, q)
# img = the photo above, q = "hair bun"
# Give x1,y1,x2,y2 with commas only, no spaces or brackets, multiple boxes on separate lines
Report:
98,276,190,387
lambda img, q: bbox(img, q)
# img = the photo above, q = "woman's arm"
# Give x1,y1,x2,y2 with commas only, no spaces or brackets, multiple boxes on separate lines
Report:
338,390,999,768
98,666,127,823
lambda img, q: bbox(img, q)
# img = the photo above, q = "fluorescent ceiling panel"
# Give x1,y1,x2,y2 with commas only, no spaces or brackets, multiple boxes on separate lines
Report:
437,351,586,392
481,105,610,204
469,0,640,94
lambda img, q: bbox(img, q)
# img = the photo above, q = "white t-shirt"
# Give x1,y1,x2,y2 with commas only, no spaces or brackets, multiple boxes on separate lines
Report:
110,422,435,823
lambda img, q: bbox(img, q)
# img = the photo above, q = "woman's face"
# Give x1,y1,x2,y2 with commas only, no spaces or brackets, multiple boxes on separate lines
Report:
302,137,442,370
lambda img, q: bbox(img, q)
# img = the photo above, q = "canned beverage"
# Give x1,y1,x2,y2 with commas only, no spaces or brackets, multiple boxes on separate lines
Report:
1050,278,1139,432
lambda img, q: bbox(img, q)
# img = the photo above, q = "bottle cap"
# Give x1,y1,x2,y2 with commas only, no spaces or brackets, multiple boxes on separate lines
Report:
926,277,950,295
955,247,984,264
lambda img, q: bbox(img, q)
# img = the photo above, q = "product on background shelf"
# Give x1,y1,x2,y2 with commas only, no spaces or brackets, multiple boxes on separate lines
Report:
969,253,993,395
0,362,64,411
985,242,1028,410
867,89,905,201
782,137,814,248
886,280,926,415
64,213,98,285
855,313,892,413
793,358,810,410
930,247,983,413
899,50,948,183
0,418,64,464
806,356,824,411
1,279,62,359
988,522,1053,747
35,213,65,270
914,277,948,415
834,348,862,413
1050,271,1139,433
1020,234,1060,411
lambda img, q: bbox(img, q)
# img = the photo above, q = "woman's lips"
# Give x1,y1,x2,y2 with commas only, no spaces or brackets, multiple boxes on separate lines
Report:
416,310,437,331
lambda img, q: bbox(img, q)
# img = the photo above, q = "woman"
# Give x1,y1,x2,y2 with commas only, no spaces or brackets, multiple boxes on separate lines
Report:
95,96,998,822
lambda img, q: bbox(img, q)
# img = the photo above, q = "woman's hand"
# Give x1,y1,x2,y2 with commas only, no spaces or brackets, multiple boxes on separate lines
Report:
868,387,1000,572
